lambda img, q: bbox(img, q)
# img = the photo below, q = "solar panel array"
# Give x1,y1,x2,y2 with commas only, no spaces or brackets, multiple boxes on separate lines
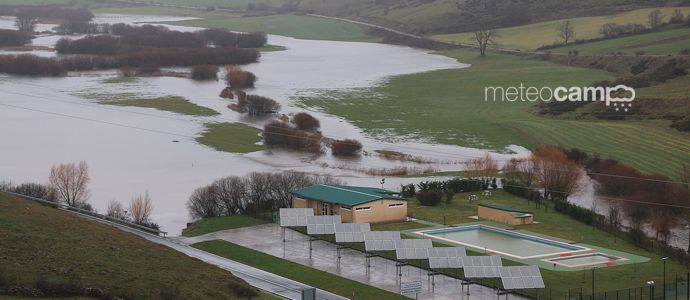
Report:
307,224,335,235
464,266,502,278
306,215,342,225
396,248,431,260
279,208,314,227
462,256,503,278
365,239,398,251
334,223,370,233
427,247,467,258
363,231,401,241
500,266,545,290
395,239,433,249
335,231,367,243
429,257,463,269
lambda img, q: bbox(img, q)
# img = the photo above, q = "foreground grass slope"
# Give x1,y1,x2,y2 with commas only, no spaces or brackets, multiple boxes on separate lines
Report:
301,49,690,178
0,193,262,299
193,240,402,300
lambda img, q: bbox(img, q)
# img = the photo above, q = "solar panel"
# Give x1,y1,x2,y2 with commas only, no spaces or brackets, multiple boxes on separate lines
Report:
394,239,432,249
500,266,545,290
427,247,467,258
307,224,335,235
463,266,502,278
461,255,502,267
395,248,431,260
334,223,370,233
428,257,463,269
364,239,398,251
306,215,342,225
363,231,401,241
335,231,366,243
279,208,314,227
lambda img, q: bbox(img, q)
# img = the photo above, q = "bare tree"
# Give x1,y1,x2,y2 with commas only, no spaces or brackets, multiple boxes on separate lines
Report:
669,9,685,24
557,20,575,44
532,146,584,201
15,12,38,33
648,9,663,28
503,158,537,187
130,190,153,225
187,185,222,219
607,202,622,243
474,29,497,56
107,200,127,219
464,154,498,181
48,161,90,207
214,176,248,215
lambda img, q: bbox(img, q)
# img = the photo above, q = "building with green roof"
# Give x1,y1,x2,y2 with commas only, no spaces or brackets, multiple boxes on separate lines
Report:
291,185,407,223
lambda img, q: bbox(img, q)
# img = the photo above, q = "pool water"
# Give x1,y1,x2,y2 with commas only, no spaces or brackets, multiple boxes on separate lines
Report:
419,225,586,259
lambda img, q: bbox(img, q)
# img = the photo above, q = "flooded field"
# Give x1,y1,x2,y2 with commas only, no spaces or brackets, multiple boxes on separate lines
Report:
0,14,531,234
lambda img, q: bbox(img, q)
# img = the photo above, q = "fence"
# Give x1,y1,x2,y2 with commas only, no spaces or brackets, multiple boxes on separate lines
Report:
570,274,690,300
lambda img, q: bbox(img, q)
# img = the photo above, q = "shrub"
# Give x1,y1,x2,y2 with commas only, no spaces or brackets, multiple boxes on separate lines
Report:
0,29,32,46
54,35,120,55
0,54,64,76
190,64,219,80
245,95,280,115
400,183,416,197
225,66,257,89
331,139,363,157
292,112,320,131
416,189,443,206
12,183,56,201
263,120,322,153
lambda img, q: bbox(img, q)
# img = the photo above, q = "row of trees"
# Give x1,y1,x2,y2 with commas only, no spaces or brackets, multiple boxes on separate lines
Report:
186,172,342,219
0,48,260,76
0,29,32,46
106,24,267,48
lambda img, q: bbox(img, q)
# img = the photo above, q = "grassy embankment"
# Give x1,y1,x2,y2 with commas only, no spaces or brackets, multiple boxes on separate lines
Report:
300,48,690,178
193,240,402,300
0,192,273,299
182,215,269,237
85,93,220,117
378,190,689,296
433,7,690,51
94,6,376,42
196,122,264,154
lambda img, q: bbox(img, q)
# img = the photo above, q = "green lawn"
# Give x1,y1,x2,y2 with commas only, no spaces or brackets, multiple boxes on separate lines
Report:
182,215,269,237
433,7,690,51
192,240,402,299
0,192,263,299
95,6,375,42
100,77,139,84
398,190,689,296
93,95,220,117
196,122,263,153
554,27,690,55
300,48,690,178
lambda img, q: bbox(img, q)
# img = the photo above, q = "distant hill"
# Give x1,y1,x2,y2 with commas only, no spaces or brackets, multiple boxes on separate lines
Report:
0,192,262,299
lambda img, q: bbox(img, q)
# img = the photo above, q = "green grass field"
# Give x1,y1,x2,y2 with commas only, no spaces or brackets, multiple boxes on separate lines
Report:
0,192,265,299
93,95,220,117
433,7,690,51
193,240,403,299
196,122,263,153
300,48,690,178
553,27,690,55
182,215,269,237
94,6,375,42
396,190,689,296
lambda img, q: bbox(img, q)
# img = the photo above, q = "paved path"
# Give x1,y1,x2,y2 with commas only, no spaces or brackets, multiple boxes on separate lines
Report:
179,224,532,300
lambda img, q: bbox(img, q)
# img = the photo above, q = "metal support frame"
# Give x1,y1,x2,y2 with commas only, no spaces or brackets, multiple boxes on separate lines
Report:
309,236,315,259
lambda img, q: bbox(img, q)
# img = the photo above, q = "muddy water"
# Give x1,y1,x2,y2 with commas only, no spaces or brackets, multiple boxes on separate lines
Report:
1,14,532,234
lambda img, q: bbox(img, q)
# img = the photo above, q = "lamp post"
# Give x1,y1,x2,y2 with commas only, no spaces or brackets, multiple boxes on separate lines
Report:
647,281,655,300
662,257,669,300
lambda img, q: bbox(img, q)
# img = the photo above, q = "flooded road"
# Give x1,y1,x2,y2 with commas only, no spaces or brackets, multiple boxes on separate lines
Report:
1,14,530,234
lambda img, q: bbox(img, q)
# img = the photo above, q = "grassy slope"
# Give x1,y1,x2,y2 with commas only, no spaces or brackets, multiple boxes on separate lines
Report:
196,122,263,154
193,240,403,300
0,192,262,299
433,7,690,51
182,215,269,237
554,27,690,55
301,49,690,178
404,190,690,295
97,95,220,117
94,6,375,42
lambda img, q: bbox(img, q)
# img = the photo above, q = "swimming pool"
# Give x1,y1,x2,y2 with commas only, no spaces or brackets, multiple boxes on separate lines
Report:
415,225,589,259
544,253,626,268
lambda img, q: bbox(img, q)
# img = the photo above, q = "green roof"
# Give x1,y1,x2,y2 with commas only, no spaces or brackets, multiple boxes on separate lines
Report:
292,185,402,206
479,204,533,214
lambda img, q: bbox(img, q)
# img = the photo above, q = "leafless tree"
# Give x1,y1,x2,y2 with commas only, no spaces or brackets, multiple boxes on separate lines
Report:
214,176,249,215
557,19,575,44
648,9,663,28
464,154,498,181
607,202,622,243
129,190,153,225
474,29,497,56
532,147,584,201
503,158,537,187
107,200,127,220
187,185,222,219
48,161,90,207
15,12,38,33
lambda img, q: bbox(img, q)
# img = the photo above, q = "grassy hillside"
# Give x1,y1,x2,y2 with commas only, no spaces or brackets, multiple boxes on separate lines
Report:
433,7,690,51
0,192,266,299
301,48,690,178
553,27,690,55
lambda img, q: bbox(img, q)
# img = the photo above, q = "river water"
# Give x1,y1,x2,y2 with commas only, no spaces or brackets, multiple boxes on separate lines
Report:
1,14,532,234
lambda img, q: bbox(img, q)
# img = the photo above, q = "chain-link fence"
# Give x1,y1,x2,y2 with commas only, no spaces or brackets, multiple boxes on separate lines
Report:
569,274,690,300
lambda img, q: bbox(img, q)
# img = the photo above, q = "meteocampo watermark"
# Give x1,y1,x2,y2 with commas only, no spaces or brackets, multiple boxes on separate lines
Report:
484,84,635,112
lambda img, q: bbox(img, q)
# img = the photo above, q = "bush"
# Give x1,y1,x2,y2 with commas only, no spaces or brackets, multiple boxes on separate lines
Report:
12,183,56,201
263,120,322,153
0,54,64,76
0,29,32,46
190,64,219,80
416,189,443,206
400,183,416,197
54,35,120,55
225,66,257,89
331,139,363,157
244,95,280,116
292,112,320,131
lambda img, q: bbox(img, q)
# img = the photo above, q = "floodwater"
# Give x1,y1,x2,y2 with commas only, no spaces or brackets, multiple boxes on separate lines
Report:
0,14,532,234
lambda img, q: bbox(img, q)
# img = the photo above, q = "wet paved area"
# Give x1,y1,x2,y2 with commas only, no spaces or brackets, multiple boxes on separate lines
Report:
180,224,531,300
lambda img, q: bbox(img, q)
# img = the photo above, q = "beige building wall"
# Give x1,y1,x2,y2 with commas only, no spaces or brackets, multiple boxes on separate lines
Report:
291,197,407,224
478,206,533,226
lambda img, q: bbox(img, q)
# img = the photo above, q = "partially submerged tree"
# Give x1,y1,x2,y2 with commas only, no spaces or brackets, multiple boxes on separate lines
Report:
48,161,90,207
557,19,575,44
292,112,320,131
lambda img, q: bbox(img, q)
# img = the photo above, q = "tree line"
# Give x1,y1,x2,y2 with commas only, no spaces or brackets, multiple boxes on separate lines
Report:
0,29,32,47
186,172,343,220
